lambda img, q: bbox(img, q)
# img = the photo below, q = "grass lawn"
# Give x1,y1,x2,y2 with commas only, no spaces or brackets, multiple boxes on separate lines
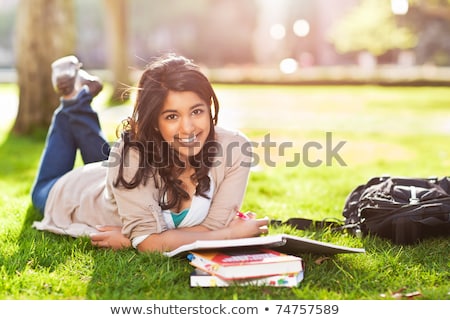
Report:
0,84,449,300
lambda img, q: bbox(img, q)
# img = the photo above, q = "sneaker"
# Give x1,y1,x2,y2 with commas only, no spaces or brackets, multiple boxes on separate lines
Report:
51,55,81,97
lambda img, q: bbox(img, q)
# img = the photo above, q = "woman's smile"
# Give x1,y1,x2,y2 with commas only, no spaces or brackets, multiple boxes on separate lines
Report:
177,133,197,144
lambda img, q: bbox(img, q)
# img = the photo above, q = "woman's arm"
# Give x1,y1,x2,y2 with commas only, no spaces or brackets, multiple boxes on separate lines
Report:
137,216,268,253
90,215,268,252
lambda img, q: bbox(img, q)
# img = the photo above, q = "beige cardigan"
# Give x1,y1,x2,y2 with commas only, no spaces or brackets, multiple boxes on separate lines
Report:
33,127,252,243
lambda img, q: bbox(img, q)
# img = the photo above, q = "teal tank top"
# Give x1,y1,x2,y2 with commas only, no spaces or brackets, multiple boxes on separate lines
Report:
170,208,190,227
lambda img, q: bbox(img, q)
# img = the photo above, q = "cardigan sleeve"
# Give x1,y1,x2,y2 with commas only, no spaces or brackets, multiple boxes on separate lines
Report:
105,140,168,241
200,127,253,230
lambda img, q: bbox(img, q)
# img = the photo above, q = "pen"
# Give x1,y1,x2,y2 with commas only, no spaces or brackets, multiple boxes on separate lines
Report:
236,211,249,220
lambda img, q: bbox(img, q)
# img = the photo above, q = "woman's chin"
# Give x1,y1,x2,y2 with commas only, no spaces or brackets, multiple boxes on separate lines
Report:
176,147,203,160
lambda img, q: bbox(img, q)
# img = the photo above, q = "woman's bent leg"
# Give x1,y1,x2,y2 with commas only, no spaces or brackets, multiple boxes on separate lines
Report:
31,107,77,213
31,88,110,214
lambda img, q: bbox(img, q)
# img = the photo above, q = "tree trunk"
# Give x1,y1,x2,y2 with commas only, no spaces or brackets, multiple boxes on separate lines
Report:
13,0,76,135
103,0,131,104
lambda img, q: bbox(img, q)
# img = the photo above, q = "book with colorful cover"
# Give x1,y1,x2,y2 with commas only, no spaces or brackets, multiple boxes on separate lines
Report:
190,268,304,287
164,233,365,258
187,248,304,280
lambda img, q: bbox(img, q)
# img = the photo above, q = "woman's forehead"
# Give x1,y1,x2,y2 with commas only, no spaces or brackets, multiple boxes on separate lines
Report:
161,91,206,111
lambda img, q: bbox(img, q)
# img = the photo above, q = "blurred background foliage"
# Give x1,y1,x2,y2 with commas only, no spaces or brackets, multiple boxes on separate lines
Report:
0,0,449,134
1,0,449,69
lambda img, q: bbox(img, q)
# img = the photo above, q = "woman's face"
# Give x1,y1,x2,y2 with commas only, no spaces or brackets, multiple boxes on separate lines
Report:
158,90,211,160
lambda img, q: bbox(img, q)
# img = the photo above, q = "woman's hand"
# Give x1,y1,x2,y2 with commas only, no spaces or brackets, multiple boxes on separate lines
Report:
90,225,131,250
226,211,269,239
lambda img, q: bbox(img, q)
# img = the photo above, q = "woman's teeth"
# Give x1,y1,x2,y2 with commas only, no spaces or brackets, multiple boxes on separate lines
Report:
179,135,196,143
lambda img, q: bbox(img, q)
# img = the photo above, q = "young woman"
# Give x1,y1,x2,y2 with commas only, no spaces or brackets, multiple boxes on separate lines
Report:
32,53,268,253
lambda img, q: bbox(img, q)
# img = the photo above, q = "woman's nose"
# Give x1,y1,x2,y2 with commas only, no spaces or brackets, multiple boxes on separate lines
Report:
180,117,194,134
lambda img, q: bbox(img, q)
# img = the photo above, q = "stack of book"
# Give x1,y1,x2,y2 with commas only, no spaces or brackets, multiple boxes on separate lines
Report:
187,248,305,287
163,233,365,287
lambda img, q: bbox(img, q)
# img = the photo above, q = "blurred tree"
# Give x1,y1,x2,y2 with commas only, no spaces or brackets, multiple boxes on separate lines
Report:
409,0,450,20
404,0,450,65
103,0,131,104
13,0,76,135
327,0,417,59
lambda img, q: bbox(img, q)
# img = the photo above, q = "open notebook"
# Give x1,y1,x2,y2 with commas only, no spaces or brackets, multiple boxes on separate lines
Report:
164,233,365,258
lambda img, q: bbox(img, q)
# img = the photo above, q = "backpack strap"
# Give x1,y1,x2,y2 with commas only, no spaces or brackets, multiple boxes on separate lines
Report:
269,217,344,231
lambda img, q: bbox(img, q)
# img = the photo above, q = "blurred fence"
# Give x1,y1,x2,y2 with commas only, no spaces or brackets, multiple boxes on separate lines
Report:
206,65,450,86
1,66,450,86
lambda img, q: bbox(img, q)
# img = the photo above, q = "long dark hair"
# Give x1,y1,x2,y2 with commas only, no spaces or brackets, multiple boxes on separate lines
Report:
114,54,220,211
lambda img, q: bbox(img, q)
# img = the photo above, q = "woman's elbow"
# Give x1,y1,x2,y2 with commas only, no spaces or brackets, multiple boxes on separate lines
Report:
136,233,170,253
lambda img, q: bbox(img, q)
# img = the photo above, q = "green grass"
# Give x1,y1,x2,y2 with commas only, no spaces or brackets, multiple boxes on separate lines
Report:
0,84,449,300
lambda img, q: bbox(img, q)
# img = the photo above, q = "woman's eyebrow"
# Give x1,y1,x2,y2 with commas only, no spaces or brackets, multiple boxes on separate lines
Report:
160,103,206,114
160,109,178,115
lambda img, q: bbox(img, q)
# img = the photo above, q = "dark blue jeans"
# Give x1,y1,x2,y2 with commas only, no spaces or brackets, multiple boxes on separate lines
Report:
31,88,110,214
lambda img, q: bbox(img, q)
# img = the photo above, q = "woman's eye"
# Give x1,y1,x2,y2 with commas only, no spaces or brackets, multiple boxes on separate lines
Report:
165,114,177,120
192,108,204,116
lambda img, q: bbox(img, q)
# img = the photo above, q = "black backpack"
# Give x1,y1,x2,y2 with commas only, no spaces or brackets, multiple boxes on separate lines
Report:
341,176,450,245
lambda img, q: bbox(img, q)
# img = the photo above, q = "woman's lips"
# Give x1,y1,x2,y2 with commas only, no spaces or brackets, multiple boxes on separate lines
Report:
178,134,197,144
176,133,200,147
